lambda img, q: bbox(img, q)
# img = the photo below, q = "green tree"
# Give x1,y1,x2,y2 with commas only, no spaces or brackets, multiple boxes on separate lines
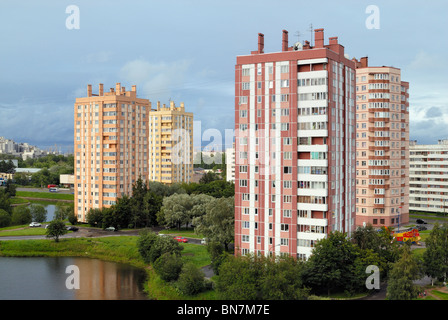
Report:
29,204,47,223
86,208,103,228
160,193,194,230
0,189,12,214
137,230,159,264
54,202,73,220
216,254,265,300
0,209,11,228
176,263,206,296
113,195,133,228
4,179,16,197
153,252,184,282
11,206,32,225
147,235,183,263
45,219,67,242
142,191,163,227
423,223,448,285
386,244,421,300
193,197,234,251
302,231,362,296
206,241,229,275
259,256,310,300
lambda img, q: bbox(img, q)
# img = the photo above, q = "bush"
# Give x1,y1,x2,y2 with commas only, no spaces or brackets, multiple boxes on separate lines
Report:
153,252,184,282
11,206,32,225
0,209,11,228
137,230,159,264
176,263,206,296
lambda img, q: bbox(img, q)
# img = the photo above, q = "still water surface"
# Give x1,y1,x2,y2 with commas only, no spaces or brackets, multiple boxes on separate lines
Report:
0,257,148,300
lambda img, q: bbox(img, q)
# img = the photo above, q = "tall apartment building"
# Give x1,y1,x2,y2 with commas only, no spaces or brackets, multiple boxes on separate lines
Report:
226,144,235,182
148,101,193,184
234,29,356,260
353,58,410,228
74,83,192,222
409,139,448,214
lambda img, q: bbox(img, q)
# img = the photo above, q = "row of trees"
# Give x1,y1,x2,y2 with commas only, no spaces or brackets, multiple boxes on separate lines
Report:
85,178,234,234
209,224,442,300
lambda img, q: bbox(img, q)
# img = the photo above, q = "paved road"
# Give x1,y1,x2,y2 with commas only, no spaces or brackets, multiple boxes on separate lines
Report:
16,187,74,194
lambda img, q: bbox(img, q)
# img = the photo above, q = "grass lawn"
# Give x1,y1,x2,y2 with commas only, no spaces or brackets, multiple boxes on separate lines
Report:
0,227,47,236
15,191,74,201
431,290,448,300
159,227,204,239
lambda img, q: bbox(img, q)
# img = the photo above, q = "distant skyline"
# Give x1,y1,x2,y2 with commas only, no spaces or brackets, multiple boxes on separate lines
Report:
0,0,447,152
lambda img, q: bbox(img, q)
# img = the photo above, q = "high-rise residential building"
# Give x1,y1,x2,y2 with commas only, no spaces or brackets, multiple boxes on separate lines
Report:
74,83,193,222
226,144,235,182
234,28,356,260
74,83,151,222
409,139,448,214
148,101,193,184
353,57,410,228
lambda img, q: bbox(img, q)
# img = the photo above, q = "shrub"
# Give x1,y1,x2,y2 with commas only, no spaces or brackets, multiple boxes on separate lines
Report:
176,263,206,296
153,252,183,282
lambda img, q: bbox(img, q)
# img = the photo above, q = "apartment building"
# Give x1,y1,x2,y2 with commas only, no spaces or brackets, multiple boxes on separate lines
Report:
234,29,356,260
353,58,410,228
74,83,193,222
226,145,235,182
74,83,151,222
148,101,193,184
409,139,448,214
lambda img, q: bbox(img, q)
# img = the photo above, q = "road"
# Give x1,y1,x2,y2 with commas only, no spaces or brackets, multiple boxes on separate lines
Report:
16,187,74,194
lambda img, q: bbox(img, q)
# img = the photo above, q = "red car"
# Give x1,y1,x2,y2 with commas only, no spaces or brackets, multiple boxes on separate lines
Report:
174,236,188,243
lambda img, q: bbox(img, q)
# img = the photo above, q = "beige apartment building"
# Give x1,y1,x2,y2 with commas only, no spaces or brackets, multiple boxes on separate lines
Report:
353,57,410,228
74,83,192,222
148,101,193,184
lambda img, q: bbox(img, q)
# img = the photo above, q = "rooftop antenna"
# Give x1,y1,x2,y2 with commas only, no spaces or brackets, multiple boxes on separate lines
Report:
294,31,302,43
308,23,314,47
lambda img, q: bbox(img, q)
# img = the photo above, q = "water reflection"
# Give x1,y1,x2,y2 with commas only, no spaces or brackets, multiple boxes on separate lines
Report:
0,257,148,300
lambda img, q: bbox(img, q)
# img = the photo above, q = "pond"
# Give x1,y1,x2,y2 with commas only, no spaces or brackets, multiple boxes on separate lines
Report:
0,256,148,300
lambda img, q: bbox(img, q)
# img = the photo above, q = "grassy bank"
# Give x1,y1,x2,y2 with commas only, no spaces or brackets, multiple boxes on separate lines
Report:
0,236,215,300
15,191,74,201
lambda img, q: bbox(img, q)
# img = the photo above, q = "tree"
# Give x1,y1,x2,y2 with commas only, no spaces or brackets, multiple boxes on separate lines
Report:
153,252,184,282
176,263,206,296
302,231,362,296
206,241,229,275
4,179,16,197
142,191,163,227
86,208,103,228
0,209,11,228
45,219,67,242
137,230,159,264
216,254,265,300
423,223,448,285
386,244,421,300
54,202,74,220
11,206,32,225
160,193,194,230
199,171,219,184
0,189,12,214
193,197,234,251
259,256,310,300
29,204,47,223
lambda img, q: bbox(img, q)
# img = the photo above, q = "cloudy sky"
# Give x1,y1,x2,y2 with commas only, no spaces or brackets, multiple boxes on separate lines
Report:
0,0,447,153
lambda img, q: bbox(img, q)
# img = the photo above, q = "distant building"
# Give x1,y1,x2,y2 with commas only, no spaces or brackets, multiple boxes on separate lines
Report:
60,174,75,188
148,101,193,184
409,140,448,214
74,83,193,223
226,146,235,182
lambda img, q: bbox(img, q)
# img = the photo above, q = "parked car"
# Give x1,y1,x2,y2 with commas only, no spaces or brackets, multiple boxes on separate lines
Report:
49,187,58,193
105,226,116,231
174,236,188,243
416,219,427,224
201,238,207,245
66,226,79,231
29,222,41,227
